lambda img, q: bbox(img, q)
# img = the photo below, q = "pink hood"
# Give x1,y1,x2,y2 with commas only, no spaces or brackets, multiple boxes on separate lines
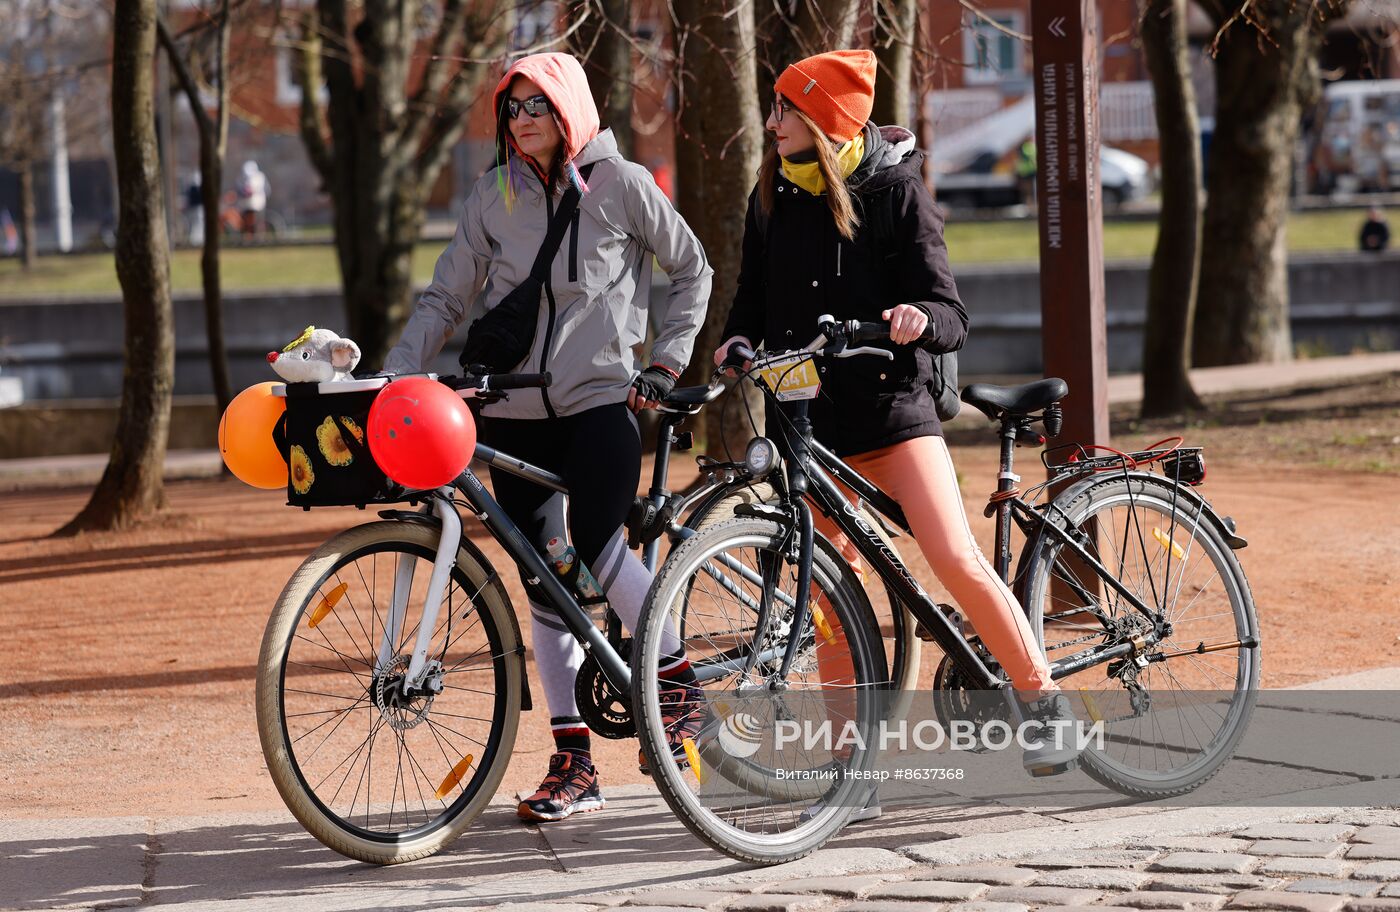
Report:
493,53,600,166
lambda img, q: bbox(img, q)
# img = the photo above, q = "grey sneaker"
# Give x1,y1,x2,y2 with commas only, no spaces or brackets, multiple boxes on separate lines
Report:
1020,692,1083,776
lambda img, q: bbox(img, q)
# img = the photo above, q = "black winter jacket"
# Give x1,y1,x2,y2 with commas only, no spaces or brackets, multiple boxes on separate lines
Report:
722,123,968,457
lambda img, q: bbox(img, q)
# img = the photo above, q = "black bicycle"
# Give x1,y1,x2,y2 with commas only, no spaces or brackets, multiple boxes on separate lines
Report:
254,369,882,864
630,315,1260,864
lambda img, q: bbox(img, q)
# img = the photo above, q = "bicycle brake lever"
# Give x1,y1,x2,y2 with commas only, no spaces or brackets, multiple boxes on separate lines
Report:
834,346,895,360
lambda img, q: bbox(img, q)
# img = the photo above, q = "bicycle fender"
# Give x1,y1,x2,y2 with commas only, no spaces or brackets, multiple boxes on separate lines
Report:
1020,471,1246,563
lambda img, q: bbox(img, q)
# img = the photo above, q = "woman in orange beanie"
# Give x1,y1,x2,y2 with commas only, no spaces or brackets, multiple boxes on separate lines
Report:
714,50,1076,786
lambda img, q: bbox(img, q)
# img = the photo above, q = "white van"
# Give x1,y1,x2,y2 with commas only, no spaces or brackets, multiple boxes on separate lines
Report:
1309,79,1400,194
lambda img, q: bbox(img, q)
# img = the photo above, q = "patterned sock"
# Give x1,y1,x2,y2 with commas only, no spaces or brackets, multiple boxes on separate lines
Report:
658,651,698,686
594,527,688,661
550,715,591,759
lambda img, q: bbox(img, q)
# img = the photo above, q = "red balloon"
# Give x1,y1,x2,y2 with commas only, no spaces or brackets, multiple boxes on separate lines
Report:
367,377,477,490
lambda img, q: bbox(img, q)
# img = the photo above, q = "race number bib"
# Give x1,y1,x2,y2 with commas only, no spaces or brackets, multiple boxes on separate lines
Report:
754,352,821,402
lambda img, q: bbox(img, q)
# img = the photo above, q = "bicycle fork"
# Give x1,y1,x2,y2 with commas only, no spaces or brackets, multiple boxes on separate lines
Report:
377,494,462,694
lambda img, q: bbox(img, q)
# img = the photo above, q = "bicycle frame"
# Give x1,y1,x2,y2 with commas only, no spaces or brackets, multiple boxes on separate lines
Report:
385,411,752,700
768,398,1173,691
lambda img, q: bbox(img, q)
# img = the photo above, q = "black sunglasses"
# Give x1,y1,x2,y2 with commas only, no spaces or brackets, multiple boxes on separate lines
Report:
771,95,791,123
506,94,552,120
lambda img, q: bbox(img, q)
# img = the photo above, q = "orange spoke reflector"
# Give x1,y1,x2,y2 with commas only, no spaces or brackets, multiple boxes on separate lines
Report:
810,602,836,645
434,754,475,800
307,582,350,628
1079,688,1104,723
1151,528,1186,562
682,737,704,784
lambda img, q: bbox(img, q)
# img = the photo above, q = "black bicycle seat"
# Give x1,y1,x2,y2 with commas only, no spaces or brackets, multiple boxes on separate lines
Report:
661,384,724,412
960,378,1068,420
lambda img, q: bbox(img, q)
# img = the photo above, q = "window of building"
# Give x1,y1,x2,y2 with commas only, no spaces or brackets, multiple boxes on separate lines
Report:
962,11,1024,85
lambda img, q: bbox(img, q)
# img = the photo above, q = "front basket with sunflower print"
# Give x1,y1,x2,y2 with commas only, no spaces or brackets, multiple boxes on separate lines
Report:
274,380,416,508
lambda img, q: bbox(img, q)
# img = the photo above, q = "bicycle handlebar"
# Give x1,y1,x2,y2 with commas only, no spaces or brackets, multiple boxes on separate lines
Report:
440,371,552,392
841,319,938,347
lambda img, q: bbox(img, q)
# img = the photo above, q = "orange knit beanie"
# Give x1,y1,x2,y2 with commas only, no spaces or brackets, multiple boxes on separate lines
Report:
775,49,877,143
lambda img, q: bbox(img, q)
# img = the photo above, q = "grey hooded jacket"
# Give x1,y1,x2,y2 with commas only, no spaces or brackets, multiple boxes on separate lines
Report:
384,128,712,419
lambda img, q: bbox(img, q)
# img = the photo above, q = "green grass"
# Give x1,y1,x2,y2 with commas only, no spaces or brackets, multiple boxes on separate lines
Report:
0,209,1365,298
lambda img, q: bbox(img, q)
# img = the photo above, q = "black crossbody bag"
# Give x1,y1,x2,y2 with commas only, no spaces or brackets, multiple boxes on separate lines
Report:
459,164,595,372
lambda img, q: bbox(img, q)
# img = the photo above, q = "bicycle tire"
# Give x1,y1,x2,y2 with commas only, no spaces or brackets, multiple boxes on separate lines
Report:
256,521,524,864
632,517,887,865
1020,473,1259,799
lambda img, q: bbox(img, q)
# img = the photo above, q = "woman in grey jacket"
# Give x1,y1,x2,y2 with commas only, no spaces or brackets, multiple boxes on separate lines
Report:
384,52,712,822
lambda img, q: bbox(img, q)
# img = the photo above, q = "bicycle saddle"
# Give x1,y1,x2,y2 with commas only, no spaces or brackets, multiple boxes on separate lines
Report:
960,378,1068,420
662,384,725,413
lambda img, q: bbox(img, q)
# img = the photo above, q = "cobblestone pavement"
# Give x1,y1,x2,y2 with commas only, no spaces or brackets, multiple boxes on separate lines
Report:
500,809,1400,912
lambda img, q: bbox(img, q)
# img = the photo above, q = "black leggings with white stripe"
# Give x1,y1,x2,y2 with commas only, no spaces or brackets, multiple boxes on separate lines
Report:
479,403,686,729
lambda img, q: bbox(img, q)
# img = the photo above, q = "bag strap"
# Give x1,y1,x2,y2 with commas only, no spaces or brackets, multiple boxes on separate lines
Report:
527,163,595,284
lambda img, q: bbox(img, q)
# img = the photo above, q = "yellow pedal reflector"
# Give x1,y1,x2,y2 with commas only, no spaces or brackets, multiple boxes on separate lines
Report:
682,737,705,784
809,602,837,645
434,754,475,799
1152,527,1186,561
1079,688,1104,723
307,582,349,628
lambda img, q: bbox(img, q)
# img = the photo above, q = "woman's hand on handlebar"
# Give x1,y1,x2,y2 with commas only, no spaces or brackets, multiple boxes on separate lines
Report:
882,304,930,346
713,335,755,376
628,364,678,412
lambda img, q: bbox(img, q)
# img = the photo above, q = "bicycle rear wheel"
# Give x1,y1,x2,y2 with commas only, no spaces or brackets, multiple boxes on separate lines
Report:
633,517,887,865
256,521,524,864
1021,474,1259,798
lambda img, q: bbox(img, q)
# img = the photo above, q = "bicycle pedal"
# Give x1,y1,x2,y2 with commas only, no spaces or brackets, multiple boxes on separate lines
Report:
1027,758,1079,777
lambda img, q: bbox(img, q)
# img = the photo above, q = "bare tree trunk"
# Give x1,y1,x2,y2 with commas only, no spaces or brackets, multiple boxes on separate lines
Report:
569,0,633,159
296,2,509,368
159,2,233,418
871,0,918,128
18,159,36,270
1192,0,1344,366
59,0,173,535
755,0,859,112
673,0,765,458
1140,0,1204,416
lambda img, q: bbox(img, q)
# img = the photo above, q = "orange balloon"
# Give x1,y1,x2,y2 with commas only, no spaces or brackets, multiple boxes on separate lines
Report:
219,382,288,489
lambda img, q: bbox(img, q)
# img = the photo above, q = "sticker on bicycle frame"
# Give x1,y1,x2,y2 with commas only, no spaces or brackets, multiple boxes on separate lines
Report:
754,353,821,401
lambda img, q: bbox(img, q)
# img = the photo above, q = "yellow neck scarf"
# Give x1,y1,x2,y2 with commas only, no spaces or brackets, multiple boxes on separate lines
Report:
781,133,865,196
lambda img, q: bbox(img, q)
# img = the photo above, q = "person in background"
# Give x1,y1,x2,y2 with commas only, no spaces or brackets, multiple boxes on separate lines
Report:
1015,138,1037,207
0,209,17,256
236,161,270,239
185,173,204,246
1360,206,1390,252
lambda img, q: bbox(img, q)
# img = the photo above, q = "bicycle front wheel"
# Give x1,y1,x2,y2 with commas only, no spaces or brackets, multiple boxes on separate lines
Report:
1021,474,1259,799
633,517,887,865
256,521,524,864
686,480,921,695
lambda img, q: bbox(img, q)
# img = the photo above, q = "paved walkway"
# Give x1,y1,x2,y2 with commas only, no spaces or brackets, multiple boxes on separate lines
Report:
5,668,1398,911
3,351,1399,490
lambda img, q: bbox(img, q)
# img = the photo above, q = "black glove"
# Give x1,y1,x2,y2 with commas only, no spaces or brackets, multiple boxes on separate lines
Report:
458,280,542,372
632,364,678,403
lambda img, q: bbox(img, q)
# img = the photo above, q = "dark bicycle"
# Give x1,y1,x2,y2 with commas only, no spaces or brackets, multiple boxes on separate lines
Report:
254,369,880,864
630,315,1260,864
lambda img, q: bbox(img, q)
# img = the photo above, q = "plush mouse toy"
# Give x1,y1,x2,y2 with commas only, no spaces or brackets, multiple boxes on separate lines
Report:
267,326,361,383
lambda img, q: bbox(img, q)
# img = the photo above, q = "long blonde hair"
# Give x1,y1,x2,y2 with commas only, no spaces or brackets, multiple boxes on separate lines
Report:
757,107,861,241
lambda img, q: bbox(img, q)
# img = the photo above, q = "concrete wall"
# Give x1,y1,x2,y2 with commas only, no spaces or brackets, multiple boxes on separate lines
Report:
2,251,1398,402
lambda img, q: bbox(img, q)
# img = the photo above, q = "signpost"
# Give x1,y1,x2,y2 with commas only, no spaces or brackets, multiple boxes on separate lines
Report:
1032,0,1108,612
1031,0,1109,455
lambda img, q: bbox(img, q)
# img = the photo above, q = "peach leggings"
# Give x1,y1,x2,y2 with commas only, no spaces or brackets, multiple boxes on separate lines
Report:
812,434,1057,694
